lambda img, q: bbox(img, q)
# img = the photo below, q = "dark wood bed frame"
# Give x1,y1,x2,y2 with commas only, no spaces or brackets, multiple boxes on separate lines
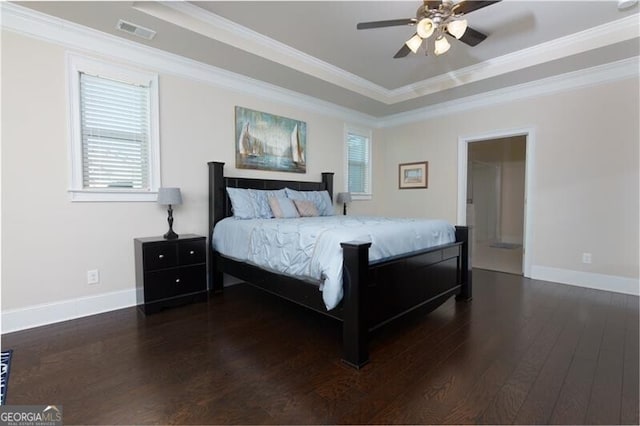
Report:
207,161,472,369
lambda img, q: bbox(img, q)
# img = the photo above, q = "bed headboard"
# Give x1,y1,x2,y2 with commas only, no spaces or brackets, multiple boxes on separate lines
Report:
208,161,334,237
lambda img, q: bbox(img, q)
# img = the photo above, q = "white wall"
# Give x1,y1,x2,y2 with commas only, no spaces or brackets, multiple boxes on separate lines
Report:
0,29,375,330
2,10,638,332
377,77,639,293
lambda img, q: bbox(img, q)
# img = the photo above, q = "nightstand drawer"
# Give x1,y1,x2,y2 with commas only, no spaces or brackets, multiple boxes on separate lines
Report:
143,265,206,302
135,234,208,314
167,264,206,298
178,239,206,266
143,243,178,271
144,270,173,302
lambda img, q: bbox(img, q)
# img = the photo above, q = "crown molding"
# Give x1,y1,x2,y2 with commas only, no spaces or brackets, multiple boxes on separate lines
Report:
379,56,640,128
388,14,640,103
1,3,638,131
132,2,639,105
132,1,390,103
0,2,377,127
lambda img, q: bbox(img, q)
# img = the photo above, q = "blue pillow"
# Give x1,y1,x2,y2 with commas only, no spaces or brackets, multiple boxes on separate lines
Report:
268,197,300,219
285,188,334,216
249,188,286,218
226,188,256,219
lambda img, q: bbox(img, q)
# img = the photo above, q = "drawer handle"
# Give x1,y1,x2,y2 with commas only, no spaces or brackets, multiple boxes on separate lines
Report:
176,278,181,283
189,250,195,255
158,254,164,259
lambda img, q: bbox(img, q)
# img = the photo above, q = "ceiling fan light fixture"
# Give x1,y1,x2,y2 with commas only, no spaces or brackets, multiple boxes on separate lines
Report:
405,34,423,53
617,0,638,9
447,19,468,39
416,18,435,38
434,35,451,55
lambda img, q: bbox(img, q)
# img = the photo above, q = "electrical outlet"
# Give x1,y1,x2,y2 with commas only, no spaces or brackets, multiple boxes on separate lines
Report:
582,253,592,264
87,269,100,285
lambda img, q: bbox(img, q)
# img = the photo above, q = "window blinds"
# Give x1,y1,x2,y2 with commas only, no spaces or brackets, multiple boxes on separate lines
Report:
79,72,150,189
347,132,370,194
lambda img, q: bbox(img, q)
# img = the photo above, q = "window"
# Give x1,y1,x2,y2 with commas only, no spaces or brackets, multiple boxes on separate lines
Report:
345,125,372,199
67,54,160,201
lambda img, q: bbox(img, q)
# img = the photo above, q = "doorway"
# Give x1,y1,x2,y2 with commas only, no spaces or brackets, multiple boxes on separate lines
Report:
458,129,533,277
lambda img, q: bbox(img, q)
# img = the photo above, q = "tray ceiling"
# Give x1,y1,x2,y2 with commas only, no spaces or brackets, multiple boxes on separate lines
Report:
13,1,640,117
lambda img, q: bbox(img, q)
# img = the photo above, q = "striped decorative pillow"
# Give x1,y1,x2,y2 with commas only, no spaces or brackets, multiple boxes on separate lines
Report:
293,199,319,217
268,197,300,219
285,188,334,216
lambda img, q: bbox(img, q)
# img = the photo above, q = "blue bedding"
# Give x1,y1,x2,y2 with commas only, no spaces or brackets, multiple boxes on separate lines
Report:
213,216,455,310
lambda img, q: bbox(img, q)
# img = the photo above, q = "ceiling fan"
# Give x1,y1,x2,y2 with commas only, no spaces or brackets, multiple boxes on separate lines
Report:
356,0,501,58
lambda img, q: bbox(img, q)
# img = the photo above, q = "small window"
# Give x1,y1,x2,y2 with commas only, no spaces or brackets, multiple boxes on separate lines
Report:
67,54,160,201
345,125,372,200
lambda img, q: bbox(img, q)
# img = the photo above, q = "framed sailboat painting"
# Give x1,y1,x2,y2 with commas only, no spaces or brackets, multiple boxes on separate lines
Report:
235,106,307,173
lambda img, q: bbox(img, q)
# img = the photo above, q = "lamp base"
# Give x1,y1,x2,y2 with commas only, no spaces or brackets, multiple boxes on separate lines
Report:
163,229,179,240
164,205,178,239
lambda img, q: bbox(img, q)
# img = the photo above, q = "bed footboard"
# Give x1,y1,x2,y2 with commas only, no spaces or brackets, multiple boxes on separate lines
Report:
207,160,471,369
455,226,472,302
340,226,471,369
341,241,372,369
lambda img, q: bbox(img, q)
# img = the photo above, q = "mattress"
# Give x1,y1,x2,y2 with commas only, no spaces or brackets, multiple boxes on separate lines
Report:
212,216,456,310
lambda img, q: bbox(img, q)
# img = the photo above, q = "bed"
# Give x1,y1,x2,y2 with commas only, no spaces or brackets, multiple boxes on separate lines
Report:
207,161,472,368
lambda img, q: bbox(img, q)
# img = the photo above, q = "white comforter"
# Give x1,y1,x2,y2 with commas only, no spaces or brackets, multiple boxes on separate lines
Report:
212,216,455,310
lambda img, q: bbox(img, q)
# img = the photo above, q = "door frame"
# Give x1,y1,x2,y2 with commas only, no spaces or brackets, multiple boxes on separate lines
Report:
457,127,535,277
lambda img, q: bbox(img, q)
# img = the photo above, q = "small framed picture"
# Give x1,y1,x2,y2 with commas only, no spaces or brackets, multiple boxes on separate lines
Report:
399,161,428,189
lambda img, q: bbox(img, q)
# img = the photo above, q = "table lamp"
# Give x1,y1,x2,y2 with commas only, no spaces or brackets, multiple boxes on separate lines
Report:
336,192,352,216
157,187,182,239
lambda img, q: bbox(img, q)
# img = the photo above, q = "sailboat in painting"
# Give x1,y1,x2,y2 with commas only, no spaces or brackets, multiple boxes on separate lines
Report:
238,122,249,156
238,122,263,157
235,106,306,173
290,124,305,165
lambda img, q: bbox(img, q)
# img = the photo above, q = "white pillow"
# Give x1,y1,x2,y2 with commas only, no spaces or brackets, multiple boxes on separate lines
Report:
226,188,256,219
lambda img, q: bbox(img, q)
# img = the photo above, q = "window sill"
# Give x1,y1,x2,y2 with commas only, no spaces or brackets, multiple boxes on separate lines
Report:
68,189,157,202
351,194,372,201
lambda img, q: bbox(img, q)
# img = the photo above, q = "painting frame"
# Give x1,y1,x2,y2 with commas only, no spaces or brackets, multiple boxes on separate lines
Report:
235,106,307,174
399,161,428,189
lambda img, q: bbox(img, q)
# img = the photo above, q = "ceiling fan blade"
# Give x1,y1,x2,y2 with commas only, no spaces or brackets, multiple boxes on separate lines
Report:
453,0,501,15
393,44,412,58
357,18,416,30
455,26,488,46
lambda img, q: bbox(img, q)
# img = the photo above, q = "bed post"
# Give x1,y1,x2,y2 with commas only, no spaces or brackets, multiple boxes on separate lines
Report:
455,226,472,302
208,161,225,293
322,172,334,200
340,241,371,369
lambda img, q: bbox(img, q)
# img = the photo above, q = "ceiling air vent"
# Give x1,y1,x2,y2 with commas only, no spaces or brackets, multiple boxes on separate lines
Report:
116,19,156,40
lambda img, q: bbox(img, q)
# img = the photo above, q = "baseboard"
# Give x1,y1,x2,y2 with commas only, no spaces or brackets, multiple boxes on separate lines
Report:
1,276,243,334
1,289,137,334
499,235,523,245
3,268,635,334
531,265,639,296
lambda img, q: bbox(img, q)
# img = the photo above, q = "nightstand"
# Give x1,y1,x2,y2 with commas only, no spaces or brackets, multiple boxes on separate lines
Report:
134,234,208,314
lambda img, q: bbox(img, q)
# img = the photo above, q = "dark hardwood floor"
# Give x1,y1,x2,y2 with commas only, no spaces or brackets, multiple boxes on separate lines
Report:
1,270,638,425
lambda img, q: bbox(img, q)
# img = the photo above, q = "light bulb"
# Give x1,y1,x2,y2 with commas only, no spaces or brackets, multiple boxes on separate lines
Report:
447,19,467,39
618,0,638,10
434,35,451,56
405,34,423,54
416,18,435,39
